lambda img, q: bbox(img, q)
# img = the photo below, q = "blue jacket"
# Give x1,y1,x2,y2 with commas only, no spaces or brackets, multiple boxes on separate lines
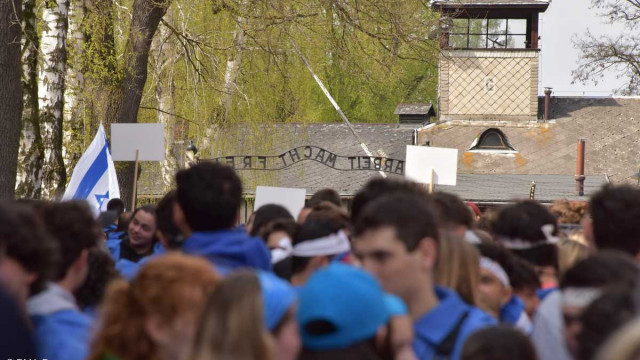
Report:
107,237,165,279
27,283,92,360
413,287,496,360
500,296,533,334
182,229,271,274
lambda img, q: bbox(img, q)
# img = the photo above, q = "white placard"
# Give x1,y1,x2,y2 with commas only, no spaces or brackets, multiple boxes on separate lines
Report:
405,145,458,186
254,186,307,218
111,124,165,161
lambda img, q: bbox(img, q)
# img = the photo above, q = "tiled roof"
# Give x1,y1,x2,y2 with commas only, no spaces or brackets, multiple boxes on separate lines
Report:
418,98,640,184
137,98,636,201
394,103,435,115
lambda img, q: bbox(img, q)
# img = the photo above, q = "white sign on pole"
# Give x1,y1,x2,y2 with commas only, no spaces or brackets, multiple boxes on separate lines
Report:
405,145,458,186
254,186,307,218
111,124,165,161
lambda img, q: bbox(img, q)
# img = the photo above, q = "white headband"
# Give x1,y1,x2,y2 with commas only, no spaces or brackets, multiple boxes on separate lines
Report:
270,236,293,264
498,224,560,250
562,287,602,308
292,230,351,257
480,256,511,288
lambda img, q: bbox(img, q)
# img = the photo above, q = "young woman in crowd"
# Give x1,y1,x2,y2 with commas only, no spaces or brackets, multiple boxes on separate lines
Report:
435,233,481,307
89,253,220,360
106,205,161,278
189,270,299,360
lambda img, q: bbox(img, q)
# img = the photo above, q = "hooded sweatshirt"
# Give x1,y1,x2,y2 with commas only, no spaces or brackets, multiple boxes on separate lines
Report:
27,283,92,360
181,228,271,274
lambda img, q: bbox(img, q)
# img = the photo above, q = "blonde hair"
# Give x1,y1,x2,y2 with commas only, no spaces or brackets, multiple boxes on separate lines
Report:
189,271,275,360
557,238,590,277
89,254,220,360
436,234,481,306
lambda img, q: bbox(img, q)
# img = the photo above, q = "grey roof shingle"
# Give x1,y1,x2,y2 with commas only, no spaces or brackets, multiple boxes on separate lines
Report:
394,103,435,115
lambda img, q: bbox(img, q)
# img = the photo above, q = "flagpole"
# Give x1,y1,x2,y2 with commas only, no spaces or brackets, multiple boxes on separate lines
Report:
131,149,139,211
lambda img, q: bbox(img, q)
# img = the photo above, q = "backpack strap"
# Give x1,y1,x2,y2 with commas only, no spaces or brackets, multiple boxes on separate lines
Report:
433,310,470,360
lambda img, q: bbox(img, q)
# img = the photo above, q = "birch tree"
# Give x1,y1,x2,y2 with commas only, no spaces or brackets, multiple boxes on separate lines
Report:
0,0,23,199
39,0,69,199
16,0,44,198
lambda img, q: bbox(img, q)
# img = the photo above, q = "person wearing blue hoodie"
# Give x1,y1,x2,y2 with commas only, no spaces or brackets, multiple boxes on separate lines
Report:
174,162,271,274
106,205,165,279
353,190,496,360
27,201,102,360
477,244,533,334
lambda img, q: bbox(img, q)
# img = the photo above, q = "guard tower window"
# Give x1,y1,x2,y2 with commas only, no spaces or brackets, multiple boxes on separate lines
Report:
469,128,516,151
449,18,528,49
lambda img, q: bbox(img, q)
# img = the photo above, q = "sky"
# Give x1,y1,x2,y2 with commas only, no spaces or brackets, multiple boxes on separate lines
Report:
538,0,632,97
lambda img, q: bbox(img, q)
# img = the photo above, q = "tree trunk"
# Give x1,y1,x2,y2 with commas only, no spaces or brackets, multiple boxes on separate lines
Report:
62,0,85,173
0,0,23,199
153,20,179,191
221,16,247,123
114,0,171,208
16,0,44,199
39,0,69,199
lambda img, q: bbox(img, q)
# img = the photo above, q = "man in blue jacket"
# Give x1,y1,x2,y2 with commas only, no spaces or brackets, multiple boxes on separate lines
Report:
353,190,496,360
174,162,271,273
27,201,102,360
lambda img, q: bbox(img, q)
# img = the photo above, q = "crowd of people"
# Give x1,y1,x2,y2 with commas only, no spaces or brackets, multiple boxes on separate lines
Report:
1,161,640,360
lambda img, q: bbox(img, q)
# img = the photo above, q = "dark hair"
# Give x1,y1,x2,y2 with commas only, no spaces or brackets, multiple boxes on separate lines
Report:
306,202,351,231
477,243,541,290
508,256,541,291
106,198,125,216
42,201,101,280
250,204,293,237
560,251,638,290
578,287,637,360
493,201,558,244
175,162,242,231
0,201,59,294
155,191,183,249
116,211,132,232
461,326,537,360
291,218,345,276
492,201,559,268
354,193,439,252
351,178,428,223
431,192,474,230
308,189,341,208
299,339,382,360
74,248,119,309
258,219,298,245
589,185,640,257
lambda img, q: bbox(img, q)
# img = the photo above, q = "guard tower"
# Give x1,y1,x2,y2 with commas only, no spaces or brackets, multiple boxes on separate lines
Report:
432,0,549,122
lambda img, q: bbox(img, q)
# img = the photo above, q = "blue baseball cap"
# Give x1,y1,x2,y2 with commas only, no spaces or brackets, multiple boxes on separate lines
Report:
297,263,407,350
257,271,297,331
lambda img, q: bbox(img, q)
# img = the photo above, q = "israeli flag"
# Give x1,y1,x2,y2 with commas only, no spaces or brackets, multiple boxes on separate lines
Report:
62,124,120,211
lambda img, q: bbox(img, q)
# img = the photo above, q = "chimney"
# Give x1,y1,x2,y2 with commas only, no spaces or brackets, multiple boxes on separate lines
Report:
575,138,586,196
544,87,552,121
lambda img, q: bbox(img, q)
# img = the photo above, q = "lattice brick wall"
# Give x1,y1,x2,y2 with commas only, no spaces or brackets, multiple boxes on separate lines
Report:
444,56,535,116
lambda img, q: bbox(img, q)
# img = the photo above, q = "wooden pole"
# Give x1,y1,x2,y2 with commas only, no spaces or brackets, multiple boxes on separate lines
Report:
429,168,434,193
131,149,139,211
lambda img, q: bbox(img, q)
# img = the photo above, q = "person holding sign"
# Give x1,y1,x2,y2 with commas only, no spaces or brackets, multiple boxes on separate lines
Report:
174,162,271,274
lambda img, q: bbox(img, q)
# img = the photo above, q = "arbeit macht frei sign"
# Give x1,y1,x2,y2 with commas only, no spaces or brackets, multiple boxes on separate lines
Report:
204,146,405,175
